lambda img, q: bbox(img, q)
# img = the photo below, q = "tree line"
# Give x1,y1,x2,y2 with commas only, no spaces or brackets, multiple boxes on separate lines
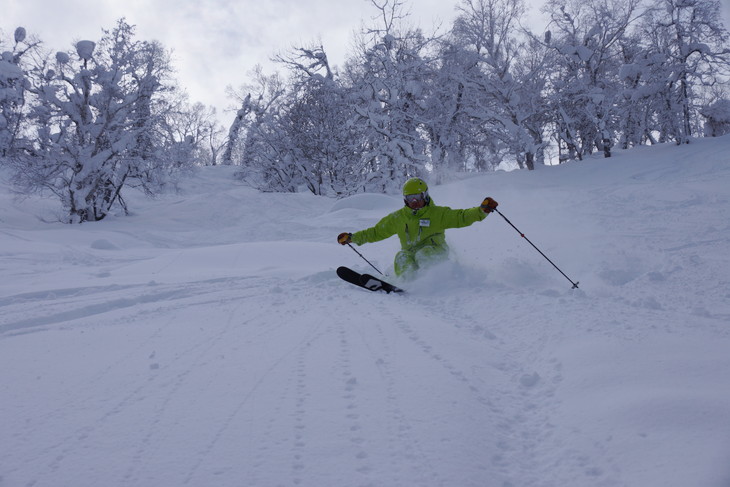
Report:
1,0,729,222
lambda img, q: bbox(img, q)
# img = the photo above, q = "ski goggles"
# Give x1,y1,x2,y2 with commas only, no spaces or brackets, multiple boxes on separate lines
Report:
404,191,428,204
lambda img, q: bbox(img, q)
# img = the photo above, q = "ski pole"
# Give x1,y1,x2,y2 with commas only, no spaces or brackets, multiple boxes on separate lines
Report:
345,243,385,276
494,208,580,289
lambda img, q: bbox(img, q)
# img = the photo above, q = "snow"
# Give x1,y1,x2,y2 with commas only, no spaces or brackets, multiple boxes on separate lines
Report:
56,51,70,65
76,40,96,61
619,63,641,80
14,27,27,43
703,100,730,123
2,136,730,487
0,55,23,79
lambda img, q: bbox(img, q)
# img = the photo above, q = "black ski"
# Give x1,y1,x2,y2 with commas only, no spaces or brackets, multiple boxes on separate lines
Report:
336,266,405,294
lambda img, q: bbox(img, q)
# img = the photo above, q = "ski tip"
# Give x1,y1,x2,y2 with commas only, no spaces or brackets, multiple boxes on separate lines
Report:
336,266,355,277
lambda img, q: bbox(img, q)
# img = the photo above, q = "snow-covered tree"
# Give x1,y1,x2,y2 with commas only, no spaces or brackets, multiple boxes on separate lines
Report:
345,0,432,192
227,46,363,195
425,40,489,178
542,0,642,160
16,19,176,222
227,67,295,192
160,95,224,166
615,31,660,148
701,98,730,136
0,27,39,159
636,0,730,144
222,93,251,167
446,0,552,170
272,46,366,195
509,34,555,168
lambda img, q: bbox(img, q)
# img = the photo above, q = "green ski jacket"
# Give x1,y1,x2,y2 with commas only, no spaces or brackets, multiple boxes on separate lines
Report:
351,199,487,255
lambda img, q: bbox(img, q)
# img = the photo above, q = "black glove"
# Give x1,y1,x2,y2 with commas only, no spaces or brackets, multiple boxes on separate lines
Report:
337,232,352,245
480,197,498,213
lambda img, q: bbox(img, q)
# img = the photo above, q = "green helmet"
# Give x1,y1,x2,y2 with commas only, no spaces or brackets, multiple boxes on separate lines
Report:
402,177,428,196
402,177,430,208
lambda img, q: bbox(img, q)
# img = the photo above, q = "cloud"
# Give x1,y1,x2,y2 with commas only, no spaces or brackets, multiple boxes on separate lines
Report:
4,0,465,120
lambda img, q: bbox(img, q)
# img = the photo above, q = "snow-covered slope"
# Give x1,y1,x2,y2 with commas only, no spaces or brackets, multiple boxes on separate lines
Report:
2,137,729,487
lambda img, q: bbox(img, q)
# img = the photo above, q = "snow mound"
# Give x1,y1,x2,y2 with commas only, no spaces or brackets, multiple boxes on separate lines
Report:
90,239,119,250
329,193,401,212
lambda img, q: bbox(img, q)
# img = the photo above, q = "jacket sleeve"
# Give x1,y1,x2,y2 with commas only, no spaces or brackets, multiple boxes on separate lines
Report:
351,212,399,245
435,206,487,229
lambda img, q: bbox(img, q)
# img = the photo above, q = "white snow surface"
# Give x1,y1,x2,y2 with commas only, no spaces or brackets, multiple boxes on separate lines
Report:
2,137,730,487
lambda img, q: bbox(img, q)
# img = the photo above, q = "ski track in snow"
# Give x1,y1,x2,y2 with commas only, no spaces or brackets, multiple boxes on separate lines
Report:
1,273,592,487
388,292,619,487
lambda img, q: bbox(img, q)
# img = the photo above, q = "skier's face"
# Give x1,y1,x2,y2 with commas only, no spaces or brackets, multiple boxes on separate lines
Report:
404,192,427,210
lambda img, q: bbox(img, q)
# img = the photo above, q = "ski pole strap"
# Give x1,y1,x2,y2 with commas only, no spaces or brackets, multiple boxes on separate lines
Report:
346,243,385,276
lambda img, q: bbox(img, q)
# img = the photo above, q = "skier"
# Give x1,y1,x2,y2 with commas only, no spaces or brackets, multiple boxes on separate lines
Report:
337,178,498,278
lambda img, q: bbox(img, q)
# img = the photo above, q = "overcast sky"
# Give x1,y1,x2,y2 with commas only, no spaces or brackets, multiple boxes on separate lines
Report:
4,0,730,127
3,0,473,123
